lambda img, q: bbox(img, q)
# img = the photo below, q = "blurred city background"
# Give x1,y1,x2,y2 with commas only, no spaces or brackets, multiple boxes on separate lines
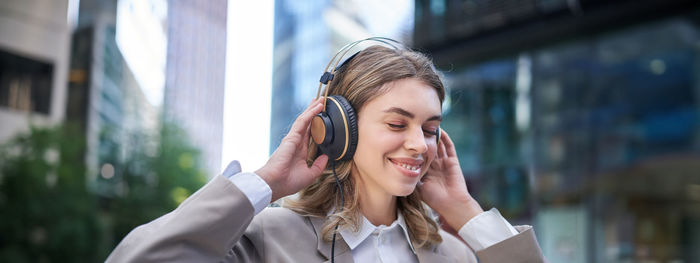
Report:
1,0,699,262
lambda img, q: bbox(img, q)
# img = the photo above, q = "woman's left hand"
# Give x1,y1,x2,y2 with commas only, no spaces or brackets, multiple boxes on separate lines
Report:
418,129,484,230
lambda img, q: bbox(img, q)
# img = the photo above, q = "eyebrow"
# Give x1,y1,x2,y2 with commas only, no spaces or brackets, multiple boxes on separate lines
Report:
383,107,442,122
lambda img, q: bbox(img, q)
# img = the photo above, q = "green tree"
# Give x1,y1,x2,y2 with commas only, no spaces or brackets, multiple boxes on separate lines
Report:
104,122,207,254
0,125,100,262
0,121,208,262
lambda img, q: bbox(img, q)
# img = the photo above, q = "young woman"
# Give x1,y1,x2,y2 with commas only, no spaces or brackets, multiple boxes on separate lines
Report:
107,41,545,263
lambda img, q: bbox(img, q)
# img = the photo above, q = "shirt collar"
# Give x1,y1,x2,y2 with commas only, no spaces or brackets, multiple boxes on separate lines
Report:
337,210,416,254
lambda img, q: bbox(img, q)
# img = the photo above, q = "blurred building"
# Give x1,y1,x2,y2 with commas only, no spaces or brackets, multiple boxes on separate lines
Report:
415,0,700,262
270,0,414,152
66,0,162,193
163,0,227,177
0,0,72,141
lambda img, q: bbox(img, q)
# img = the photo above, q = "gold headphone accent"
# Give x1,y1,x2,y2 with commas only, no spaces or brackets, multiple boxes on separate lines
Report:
326,97,349,161
310,116,326,144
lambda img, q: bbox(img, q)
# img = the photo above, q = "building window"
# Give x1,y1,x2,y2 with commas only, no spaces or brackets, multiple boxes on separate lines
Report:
443,16,700,262
0,49,53,114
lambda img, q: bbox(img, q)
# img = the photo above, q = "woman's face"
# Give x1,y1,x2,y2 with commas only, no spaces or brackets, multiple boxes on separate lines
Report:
352,78,442,197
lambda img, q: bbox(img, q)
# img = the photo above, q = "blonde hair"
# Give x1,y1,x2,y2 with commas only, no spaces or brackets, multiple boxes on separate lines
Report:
285,45,445,248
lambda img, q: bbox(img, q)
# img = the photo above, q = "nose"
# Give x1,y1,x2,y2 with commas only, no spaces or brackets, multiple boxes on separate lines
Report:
404,126,428,154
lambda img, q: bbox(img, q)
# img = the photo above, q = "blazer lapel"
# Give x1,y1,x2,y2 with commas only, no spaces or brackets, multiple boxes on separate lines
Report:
308,216,354,263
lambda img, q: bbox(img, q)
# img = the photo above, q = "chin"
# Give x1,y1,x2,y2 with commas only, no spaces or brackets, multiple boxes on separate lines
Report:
391,183,418,197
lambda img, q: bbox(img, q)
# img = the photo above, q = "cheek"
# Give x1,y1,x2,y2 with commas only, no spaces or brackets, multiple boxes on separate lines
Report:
422,141,438,171
357,124,403,153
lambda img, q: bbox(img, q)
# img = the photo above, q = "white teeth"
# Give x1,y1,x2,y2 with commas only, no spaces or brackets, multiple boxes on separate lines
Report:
398,163,419,171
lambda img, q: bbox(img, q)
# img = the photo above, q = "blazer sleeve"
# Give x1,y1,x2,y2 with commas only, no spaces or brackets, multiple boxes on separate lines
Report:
105,175,261,262
475,225,547,263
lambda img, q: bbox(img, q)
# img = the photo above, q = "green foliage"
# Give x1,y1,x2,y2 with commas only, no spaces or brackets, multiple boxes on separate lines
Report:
106,122,207,247
0,122,208,262
0,125,100,262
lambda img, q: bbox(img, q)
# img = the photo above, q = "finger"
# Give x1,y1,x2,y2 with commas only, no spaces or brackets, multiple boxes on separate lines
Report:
308,154,329,178
420,172,432,183
292,119,317,163
438,137,447,159
310,97,324,108
300,97,323,117
295,124,311,156
289,99,323,136
440,129,458,158
301,121,311,146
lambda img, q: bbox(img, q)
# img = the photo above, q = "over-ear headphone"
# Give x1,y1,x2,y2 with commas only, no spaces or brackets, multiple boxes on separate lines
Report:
310,37,441,161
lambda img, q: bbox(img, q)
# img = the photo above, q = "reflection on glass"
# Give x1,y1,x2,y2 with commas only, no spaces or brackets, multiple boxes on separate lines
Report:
445,18,700,262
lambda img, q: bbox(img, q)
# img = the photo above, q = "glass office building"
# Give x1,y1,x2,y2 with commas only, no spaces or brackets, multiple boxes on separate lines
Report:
270,0,414,152
416,0,700,262
164,0,227,178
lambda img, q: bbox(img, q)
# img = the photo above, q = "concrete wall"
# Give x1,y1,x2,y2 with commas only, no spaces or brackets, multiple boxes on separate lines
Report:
0,0,71,141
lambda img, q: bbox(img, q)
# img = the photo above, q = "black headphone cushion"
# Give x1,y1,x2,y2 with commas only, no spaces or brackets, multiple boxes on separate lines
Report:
330,95,358,161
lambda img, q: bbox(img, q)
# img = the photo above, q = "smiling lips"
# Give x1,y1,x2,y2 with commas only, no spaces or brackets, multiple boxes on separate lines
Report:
389,157,424,177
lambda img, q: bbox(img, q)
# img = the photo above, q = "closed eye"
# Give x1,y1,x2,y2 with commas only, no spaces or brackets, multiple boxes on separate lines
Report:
388,123,405,129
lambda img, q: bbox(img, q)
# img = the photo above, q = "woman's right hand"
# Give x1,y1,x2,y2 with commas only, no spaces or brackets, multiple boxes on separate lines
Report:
255,98,329,202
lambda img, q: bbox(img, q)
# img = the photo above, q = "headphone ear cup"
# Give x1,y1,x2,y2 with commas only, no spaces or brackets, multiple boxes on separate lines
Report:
315,95,358,161
332,95,358,161
436,127,441,144
311,113,333,146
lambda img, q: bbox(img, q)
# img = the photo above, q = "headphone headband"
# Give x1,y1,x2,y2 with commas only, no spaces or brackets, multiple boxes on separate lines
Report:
315,37,404,110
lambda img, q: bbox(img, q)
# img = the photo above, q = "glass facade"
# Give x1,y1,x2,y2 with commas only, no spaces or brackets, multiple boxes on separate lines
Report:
65,0,164,195
164,0,227,177
442,15,700,262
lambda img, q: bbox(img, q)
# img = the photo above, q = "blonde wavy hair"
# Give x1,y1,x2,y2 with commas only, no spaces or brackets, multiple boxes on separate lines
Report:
285,45,446,248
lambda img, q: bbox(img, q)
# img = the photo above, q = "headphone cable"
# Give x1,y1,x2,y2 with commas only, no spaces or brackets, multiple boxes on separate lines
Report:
331,161,344,263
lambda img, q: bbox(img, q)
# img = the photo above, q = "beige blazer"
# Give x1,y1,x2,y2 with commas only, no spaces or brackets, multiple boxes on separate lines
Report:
106,175,546,262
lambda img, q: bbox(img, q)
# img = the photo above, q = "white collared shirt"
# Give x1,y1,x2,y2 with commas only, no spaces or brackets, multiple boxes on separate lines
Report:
339,211,417,263
222,160,518,260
